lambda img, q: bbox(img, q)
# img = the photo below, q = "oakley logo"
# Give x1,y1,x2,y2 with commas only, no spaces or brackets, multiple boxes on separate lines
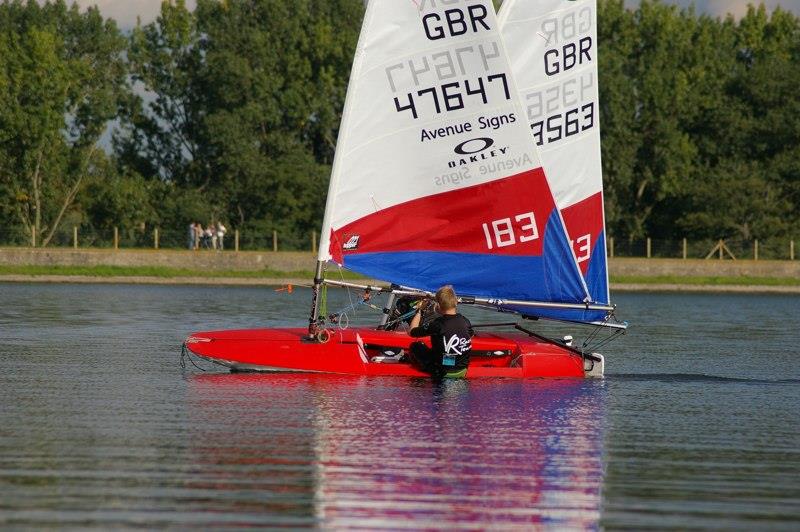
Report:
454,137,494,155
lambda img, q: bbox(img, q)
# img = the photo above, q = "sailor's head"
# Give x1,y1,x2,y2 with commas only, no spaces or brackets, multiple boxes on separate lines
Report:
435,285,457,312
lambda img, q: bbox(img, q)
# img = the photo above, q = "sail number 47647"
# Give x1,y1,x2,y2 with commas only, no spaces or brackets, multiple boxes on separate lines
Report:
395,74,510,120
482,212,538,250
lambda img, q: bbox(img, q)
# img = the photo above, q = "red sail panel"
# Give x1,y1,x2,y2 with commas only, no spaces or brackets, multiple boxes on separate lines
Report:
330,168,555,264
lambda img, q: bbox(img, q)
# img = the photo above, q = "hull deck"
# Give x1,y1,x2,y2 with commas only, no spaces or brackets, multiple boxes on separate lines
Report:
184,328,602,378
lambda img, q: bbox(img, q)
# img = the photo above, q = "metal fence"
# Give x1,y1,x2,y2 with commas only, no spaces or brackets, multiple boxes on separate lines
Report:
608,237,797,261
1,226,321,253
1,227,797,260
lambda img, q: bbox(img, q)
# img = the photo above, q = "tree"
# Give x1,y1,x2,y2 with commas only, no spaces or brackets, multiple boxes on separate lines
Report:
597,1,800,242
79,156,158,239
0,0,126,246
116,0,205,185
600,1,706,239
117,0,362,248
675,5,800,241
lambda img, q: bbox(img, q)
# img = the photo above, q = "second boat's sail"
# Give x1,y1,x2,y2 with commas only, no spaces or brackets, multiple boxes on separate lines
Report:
318,0,592,311
499,0,611,323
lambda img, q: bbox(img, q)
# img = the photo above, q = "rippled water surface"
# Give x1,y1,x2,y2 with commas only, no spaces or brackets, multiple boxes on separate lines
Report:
1,283,799,529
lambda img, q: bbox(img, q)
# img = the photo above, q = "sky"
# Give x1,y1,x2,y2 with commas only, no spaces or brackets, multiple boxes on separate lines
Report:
625,0,800,18
73,0,800,29
74,0,196,29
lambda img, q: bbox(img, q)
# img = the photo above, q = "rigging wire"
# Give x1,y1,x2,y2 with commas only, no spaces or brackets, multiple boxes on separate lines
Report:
581,313,627,352
588,328,626,351
327,266,390,329
328,289,386,330
340,265,356,322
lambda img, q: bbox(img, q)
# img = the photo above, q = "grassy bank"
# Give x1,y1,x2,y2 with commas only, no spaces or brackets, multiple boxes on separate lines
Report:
610,274,800,286
1,264,798,287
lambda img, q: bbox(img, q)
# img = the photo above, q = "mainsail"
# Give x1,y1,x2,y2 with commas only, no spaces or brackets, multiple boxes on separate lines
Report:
318,0,601,317
499,0,611,323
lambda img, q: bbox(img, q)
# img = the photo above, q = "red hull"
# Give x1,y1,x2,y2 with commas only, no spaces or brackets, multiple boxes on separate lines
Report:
184,328,597,378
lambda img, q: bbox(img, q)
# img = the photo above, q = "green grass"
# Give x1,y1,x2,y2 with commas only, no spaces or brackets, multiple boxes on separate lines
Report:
0,265,796,286
610,275,800,286
0,264,366,280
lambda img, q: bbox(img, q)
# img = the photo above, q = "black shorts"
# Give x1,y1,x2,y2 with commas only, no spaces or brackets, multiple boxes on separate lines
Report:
409,342,467,378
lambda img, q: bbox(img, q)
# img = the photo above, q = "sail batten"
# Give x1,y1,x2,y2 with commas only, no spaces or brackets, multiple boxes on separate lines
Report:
319,0,593,314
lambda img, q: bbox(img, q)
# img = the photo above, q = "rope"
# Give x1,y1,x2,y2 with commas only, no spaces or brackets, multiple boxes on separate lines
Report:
587,328,626,352
382,307,418,330
339,265,355,308
581,313,627,352
582,312,615,349
582,323,604,349
179,343,208,372
329,293,384,330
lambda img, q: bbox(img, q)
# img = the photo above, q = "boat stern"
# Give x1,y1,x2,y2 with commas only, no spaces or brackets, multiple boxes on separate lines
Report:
583,353,604,378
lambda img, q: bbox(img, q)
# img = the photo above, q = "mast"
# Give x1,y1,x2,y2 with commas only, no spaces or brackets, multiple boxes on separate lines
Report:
307,260,325,337
309,0,375,337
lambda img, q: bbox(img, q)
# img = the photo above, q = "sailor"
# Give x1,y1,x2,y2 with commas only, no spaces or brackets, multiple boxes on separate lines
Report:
408,285,474,379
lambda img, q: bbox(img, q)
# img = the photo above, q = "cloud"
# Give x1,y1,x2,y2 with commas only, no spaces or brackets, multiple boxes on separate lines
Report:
74,0,197,29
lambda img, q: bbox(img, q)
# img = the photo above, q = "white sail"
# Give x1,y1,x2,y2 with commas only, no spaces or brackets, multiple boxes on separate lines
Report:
499,0,611,305
316,0,591,307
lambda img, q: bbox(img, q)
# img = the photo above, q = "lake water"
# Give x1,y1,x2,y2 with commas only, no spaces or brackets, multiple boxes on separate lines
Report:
1,283,798,529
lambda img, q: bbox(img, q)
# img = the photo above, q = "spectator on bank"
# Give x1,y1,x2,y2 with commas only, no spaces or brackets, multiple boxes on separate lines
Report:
187,222,196,250
216,222,227,250
194,223,204,250
203,224,214,249
210,223,218,249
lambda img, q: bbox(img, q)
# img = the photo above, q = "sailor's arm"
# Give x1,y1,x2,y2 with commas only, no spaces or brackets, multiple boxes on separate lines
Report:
408,300,429,337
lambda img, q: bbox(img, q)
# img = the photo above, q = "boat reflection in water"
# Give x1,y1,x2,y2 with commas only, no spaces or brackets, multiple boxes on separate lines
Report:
187,374,607,528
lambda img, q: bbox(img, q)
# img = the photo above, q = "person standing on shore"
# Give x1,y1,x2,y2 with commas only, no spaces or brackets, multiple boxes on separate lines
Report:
194,223,203,250
187,222,196,250
204,224,214,249
216,222,227,251
210,223,218,249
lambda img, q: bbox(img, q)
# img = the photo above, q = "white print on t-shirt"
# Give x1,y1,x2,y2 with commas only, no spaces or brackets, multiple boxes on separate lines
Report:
443,334,471,356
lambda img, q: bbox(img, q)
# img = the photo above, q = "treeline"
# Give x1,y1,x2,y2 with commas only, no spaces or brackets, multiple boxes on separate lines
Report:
0,0,798,249
599,1,800,242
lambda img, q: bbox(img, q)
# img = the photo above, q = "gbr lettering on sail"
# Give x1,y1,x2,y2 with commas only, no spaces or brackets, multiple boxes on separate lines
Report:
389,1,512,121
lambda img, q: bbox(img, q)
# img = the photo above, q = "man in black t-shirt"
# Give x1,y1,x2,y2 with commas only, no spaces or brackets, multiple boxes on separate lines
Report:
408,285,474,378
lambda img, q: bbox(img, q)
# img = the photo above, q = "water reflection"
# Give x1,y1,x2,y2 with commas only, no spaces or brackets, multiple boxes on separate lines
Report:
188,374,607,528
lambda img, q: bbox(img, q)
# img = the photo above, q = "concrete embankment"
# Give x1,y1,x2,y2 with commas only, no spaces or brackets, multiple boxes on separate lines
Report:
609,257,800,278
0,248,798,293
0,248,316,271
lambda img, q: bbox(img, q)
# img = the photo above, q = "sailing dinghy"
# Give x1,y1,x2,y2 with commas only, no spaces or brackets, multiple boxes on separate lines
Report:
184,0,625,378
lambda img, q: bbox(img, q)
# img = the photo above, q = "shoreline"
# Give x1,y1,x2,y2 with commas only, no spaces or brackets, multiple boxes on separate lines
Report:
2,274,799,293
